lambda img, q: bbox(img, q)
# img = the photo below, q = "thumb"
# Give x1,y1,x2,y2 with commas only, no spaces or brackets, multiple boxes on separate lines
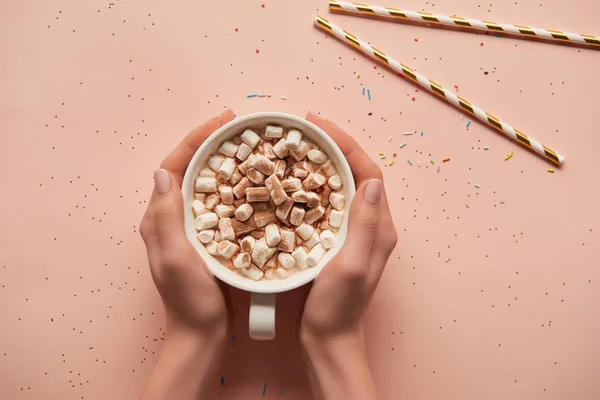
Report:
151,169,187,250
342,179,383,264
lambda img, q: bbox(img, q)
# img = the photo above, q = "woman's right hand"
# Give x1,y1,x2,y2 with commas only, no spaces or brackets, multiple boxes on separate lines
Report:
299,111,398,400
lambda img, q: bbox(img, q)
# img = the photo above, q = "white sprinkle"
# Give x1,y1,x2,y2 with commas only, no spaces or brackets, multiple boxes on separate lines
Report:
280,96,287,100
403,131,414,135
388,136,392,142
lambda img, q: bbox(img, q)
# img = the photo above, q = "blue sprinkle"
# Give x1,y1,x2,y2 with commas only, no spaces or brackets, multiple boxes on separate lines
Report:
407,160,413,165
232,335,235,342
279,389,286,396
362,87,365,95
495,34,502,38
221,376,224,385
466,121,471,128
263,383,268,397
367,89,371,100
420,131,424,136
247,94,257,98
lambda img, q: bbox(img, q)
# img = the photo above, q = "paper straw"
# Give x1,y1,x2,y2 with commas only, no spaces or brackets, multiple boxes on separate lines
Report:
314,16,564,165
329,1,600,49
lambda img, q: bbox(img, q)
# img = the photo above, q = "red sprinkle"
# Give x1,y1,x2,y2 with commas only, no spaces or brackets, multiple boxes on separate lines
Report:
373,65,377,69
393,153,397,157
261,3,265,7
255,48,260,53
412,96,416,101
454,84,459,89
414,38,418,42
235,27,238,32
480,42,484,46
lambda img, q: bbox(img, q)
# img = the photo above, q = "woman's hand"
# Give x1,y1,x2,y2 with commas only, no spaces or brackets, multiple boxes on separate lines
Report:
139,110,234,400
300,111,398,400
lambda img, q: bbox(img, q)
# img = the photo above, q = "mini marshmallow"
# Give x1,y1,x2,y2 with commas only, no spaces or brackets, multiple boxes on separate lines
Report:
214,230,222,242
252,241,270,267
235,203,254,221
219,141,239,157
219,185,234,205
296,223,315,240
289,206,305,226
218,218,235,241
240,235,256,253
195,212,219,230
262,141,276,159
303,173,326,190
320,160,338,177
285,129,303,150
276,197,294,220
291,247,308,269
281,177,302,192
265,125,283,138
304,206,325,224
218,158,236,180
231,218,257,236
291,190,308,202
304,231,320,249
192,200,207,216
329,209,344,228
274,266,289,278
194,193,207,202
204,194,219,210
277,229,295,252
306,192,320,208
265,175,287,205
250,154,275,175
265,223,281,247
320,186,332,207
233,252,251,269
197,229,215,244
237,155,254,175
215,204,236,218
235,143,252,161
217,240,239,259
253,211,276,228
232,177,252,199
264,254,278,270
293,162,309,179
246,187,270,202
264,269,276,280
307,244,326,267
306,161,321,173
241,266,264,281
274,160,286,179
290,141,310,161
320,229,336,249
205,241,219,255
307,149,328,164
246,168,265,184
329,192,345,210
229,169,243,185
250,230,264,239
195,177,217,193
241,129,260,148
199,168,217,178
319,219,330,231
328,174,343,190
278,252,296,269
273,138,290,158
251,202,268,211
208,155,224,172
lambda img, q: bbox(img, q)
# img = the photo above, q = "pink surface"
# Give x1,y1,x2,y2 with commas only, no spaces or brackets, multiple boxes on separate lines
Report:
1,0,599,399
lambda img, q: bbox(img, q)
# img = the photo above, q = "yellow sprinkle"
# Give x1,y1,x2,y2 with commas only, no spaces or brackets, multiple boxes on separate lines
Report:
430,160,434,164
357,74,361,79
378,152,385,156
505,151,513,161
388,160,395,166
547,169,555,173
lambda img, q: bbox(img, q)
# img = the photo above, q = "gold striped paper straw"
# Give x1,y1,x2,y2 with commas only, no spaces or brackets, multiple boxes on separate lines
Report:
329,1,600,49
314,16,564,165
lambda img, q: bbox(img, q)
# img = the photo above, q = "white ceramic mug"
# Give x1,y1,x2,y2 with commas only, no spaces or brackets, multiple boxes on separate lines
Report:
181,112,355,340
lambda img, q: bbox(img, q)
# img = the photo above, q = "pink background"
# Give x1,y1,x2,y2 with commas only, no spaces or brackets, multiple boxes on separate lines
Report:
1,0,599,399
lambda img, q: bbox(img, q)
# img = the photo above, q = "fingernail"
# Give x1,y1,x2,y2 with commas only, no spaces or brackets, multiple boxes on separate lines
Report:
154,169,171,195
364,179,382,205
218,109,232,122
308,111,322,120
325,118,340,129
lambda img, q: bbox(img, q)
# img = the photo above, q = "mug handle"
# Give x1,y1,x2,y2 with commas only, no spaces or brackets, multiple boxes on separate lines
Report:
249,293,276,340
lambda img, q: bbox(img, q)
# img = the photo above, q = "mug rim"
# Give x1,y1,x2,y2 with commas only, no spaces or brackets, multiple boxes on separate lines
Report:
181,112,355,293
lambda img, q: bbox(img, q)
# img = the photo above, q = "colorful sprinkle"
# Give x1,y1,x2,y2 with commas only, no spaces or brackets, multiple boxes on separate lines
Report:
261,3,265,7
480,42,484,46
255,48,260,53
430,160,434,164
393,152,397,157
403,132,413,136
414,38,418,42
399,143,406,148
263,383,267,397
378,152,384,156
232,335,235,342
474,184,480,188
437,166,440,173
235,27,238,32
280,96,287,100
407,160,413,165
483,146,489,150
362,87,365,96
454,84,459,89
466,121,471,128
505,151,513,161
247,94,257,98
221,377,225,385
367,89,371,100
420,131,424,136
388,136,392,142
547,169,555,173
388,160,395,166
443,158,450,162
411,96,416,101
495,34,502,38
357,74,361,79
257,94,268,98
380,155,386,159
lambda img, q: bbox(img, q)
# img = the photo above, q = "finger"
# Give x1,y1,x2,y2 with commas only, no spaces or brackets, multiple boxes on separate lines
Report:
305,111,381,184
161,109,234,184
150,168,190,251
341,178,383,271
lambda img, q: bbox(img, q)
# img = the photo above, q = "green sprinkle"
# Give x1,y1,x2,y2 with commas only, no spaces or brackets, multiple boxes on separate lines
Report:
407,160,413,165
399,143,406,148
483,146,489,150
474,184,480,188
